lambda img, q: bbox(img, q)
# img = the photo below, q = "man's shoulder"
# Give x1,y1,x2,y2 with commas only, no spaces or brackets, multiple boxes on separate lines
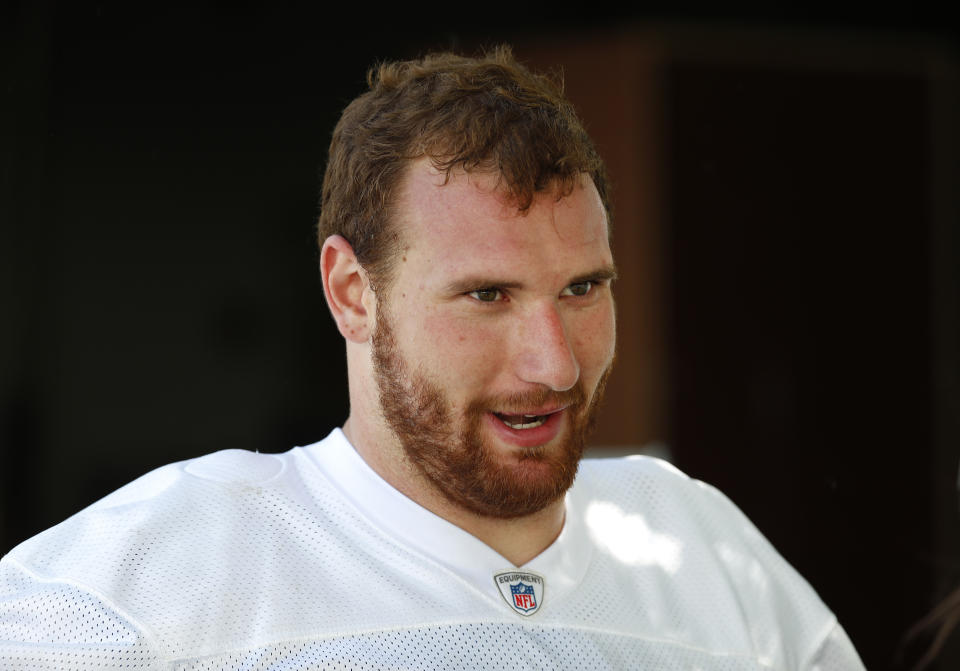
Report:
4,447,309,581
578,452,687,480
102,447,289,503
572,454,852,667
574,453,768,546
575,453,703,505
30,447,287,517
0,442,353,661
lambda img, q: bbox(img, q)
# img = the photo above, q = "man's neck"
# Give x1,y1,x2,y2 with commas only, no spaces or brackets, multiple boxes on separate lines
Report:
342,417,566,567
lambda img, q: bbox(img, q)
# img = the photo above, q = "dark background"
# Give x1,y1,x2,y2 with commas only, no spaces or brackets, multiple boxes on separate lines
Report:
3,2,959,669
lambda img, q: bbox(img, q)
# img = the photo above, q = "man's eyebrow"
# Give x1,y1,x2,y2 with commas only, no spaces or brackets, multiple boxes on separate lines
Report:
444,277,526,294
444,264,618,295
569,264,618,285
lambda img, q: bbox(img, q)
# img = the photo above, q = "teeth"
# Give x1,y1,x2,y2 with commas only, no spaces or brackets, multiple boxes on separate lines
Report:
500,414,547,430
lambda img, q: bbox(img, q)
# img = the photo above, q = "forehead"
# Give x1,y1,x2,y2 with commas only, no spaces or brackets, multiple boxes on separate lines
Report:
392,160,610,275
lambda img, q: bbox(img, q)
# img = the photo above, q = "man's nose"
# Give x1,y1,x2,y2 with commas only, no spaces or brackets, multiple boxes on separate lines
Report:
514,302,580,391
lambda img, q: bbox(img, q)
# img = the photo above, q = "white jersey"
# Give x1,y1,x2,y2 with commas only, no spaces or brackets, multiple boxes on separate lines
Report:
1,429,864,670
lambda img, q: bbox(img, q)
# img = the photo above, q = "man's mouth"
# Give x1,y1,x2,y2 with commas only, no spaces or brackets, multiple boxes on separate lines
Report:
493,406,565,430
495,413,549,430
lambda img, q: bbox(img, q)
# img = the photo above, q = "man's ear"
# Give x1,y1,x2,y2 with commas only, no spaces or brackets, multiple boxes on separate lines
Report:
320,235,374,344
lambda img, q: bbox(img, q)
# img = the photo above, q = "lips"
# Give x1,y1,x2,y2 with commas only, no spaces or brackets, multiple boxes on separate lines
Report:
485,406,568,448
494,414,541,429
494,408,560,430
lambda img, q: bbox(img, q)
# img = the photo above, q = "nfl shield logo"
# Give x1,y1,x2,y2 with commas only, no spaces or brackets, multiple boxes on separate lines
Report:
510,582,537,611
493,570,545,616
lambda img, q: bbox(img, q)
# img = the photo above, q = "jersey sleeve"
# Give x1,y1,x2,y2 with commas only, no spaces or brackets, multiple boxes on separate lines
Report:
687,476,867,671
0,557,164,670
805,622,867,671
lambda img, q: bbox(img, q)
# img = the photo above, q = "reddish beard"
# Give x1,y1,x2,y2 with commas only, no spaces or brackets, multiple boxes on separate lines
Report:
371,306,610,519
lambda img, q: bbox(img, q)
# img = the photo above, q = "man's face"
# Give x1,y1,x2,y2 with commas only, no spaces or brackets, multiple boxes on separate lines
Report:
371,160,616,519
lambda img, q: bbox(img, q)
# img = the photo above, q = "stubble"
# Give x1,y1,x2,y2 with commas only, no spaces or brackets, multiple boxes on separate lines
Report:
371,304,610,519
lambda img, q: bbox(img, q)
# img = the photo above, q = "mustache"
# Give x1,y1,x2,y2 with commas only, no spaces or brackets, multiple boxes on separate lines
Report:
467,382,586,416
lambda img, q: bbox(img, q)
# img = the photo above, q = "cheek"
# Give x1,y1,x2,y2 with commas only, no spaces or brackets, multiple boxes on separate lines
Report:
573,306,616,371
418,313,504,381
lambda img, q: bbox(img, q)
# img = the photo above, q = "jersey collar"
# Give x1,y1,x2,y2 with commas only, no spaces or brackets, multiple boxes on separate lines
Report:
302,428,593,609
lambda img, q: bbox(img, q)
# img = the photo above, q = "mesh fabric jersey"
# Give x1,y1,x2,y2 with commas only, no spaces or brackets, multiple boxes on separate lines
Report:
0,429,864,669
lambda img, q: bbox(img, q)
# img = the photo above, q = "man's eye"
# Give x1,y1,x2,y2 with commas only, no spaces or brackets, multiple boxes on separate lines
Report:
469,288,503,302
561,281,593,297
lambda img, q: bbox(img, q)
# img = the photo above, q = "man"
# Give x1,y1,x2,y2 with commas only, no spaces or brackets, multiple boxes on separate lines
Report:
1,48,864,669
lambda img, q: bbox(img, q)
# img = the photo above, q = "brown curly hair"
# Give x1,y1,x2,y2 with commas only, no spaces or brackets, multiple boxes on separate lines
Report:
317,46,610,289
